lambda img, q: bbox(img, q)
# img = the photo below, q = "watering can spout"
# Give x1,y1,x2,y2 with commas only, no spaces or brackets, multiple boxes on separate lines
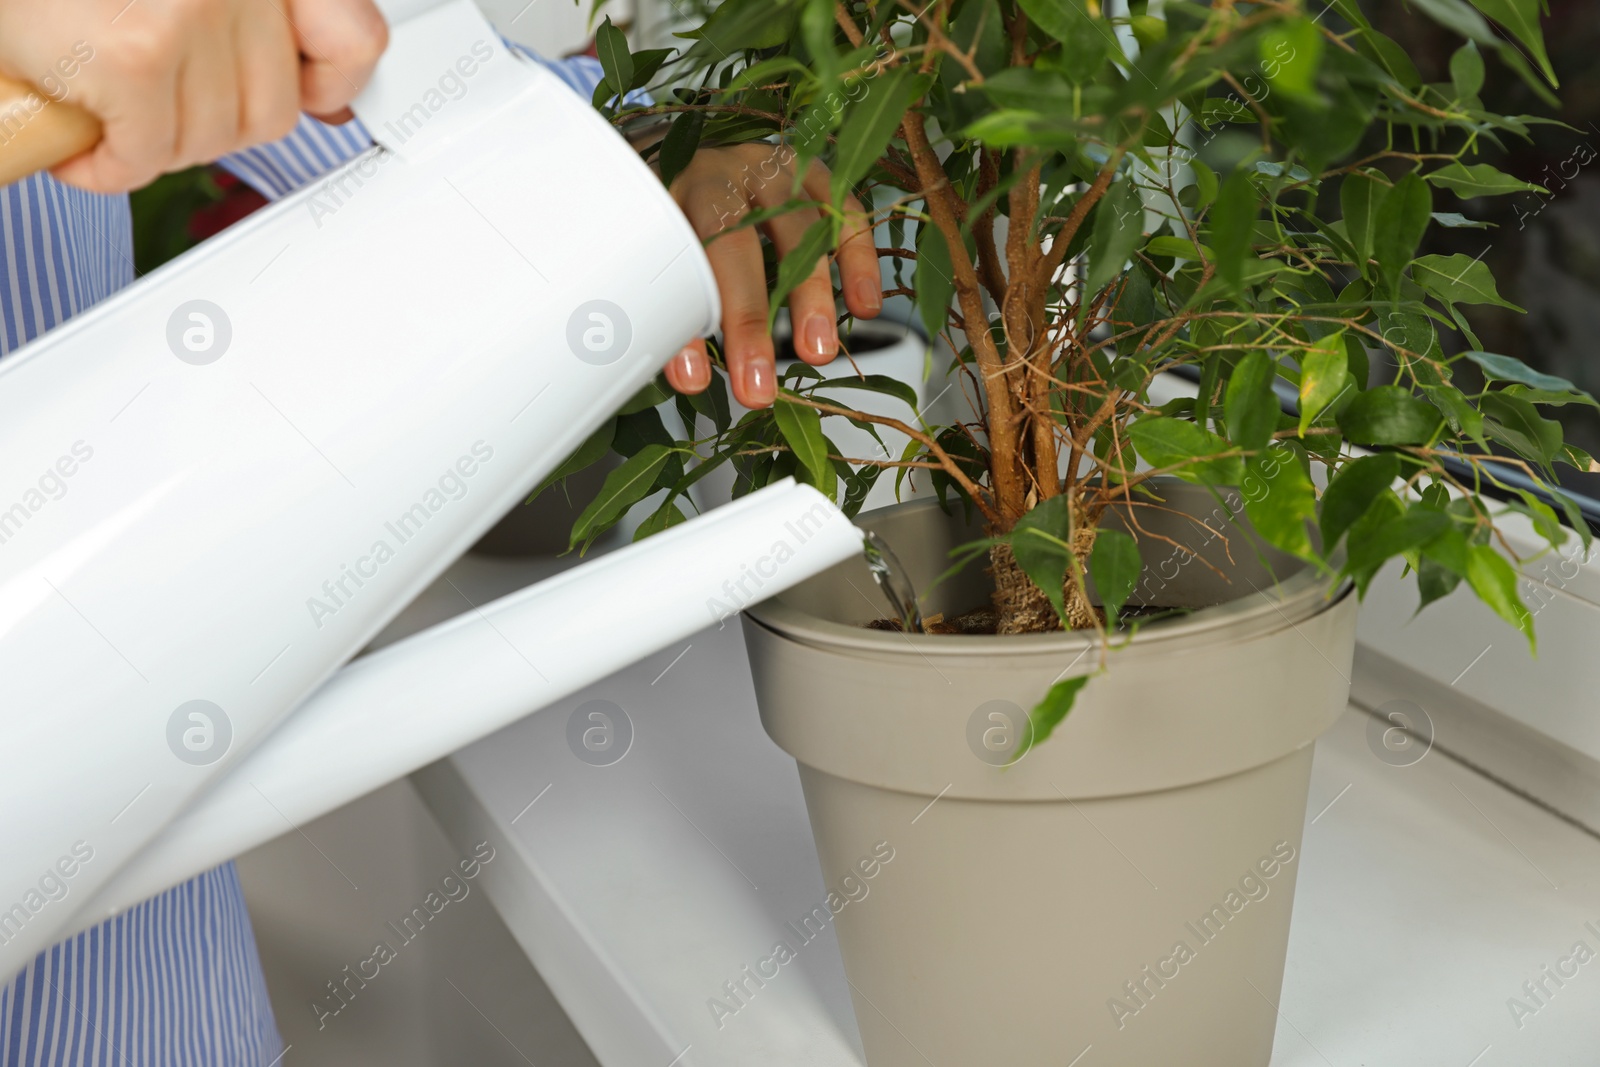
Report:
58,479,866,938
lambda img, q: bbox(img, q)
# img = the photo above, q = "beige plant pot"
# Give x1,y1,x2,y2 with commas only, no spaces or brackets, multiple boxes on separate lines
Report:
742,481,1357,1066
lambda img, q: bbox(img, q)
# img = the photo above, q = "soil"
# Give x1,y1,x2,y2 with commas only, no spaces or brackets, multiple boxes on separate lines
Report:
865,602,1185,634
867,606,1000,634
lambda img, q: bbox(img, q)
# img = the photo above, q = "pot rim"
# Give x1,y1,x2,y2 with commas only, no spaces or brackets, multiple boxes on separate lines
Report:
745,495,1355,658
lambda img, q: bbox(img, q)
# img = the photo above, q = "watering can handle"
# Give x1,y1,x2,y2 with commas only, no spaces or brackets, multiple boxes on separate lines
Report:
0,74,102,187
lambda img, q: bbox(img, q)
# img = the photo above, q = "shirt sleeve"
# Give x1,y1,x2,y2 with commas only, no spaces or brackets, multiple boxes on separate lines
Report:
219,48,638,201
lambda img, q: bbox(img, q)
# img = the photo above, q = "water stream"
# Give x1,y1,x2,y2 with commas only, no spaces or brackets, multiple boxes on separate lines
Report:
862,530,925,634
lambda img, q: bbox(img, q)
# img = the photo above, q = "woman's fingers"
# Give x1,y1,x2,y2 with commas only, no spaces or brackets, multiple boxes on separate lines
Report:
757,196,838,365
801,160,882,320
172,11,240,168
662,144,886,403
285,0,388,119
51,44,181,193
25,0,381,193
664,338,712,395
235,0,303,145
680,180,777,407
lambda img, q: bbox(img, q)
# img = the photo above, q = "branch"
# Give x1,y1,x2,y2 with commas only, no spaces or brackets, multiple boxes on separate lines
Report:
835,1,866,47
972,149,1008,304
901,108,1026,523
793,395,1001,525
1034,150,1125,291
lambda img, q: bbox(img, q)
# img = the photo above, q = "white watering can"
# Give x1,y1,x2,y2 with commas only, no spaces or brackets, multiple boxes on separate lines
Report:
0,0,866,973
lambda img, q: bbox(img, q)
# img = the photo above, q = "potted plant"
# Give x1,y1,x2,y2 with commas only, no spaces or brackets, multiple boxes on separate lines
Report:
549,0,1588,1061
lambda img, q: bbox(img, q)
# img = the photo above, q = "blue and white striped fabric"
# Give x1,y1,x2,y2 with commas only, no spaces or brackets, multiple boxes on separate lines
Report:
0,47,612,1067
224,51,618,198
0,866,279,1067
0,180,133,357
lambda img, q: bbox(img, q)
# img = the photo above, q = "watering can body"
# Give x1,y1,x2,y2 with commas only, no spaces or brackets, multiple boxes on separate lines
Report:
0,0,722,970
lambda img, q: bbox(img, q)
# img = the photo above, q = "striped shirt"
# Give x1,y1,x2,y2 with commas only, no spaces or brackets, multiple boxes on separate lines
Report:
0,50,614,1066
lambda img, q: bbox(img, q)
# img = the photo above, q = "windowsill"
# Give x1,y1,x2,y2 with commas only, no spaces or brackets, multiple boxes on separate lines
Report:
399,549,1600,1064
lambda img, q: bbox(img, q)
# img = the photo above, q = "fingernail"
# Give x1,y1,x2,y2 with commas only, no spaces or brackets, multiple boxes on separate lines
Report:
670,345,710,390
742,359,775,406
802,314,838,361
851,276,883,314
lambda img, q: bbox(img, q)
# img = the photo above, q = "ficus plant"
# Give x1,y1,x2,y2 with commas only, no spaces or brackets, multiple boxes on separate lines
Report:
545,0,1591,744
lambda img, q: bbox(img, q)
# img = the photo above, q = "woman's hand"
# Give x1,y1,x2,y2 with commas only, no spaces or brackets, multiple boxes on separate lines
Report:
0,0,388,193
662,143,882,408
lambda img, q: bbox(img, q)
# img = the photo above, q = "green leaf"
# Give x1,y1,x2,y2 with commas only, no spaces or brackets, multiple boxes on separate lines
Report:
1009,494,1075,622
1245,449,1318,561
1450,41,1486,99
1346,507,1452,590
981,67,1075,110
1509,488,1565,550
1118,266,1155,336
1223,350,1279,453
1373,173,1430,299
571,444,673,547
1014,675,1091,760
658,108,706,188
1561,443,1599,474
1090,528,1141,622
1209,168,1259,290
774,392,834,499
613,405,674,455
1426,162,1545,198
1467,0,1557,86
1417,527,1469,610
1146,235,1211,260
1129,14,1166,49
1299,335,1355,435
629,48,675,92
812,372,922,409
1128,417,1244,485
1320,453,1402,551
533,418,616,499
1337,386,1444,445
915,224,955,343
1412,254,1524,311
1085,179,1144,301
1352,26,1421,88
633,498,688,541
1016,0,1094,44
1431,212,1493,229
680,0,797,53
1340,171,1386,272
688,372,732,433
1464,351,1583,393
1329,0,1372,29
1345,333,1371,390
1190,160,1219,211
1260,18,1324,99
1505,385,1600,410
1421,384,1485,439
596,17,634,98
1466,542,1535,652
962,109,1081,149
619,379,671,415
1408,0,1496,43
768,218,835,327
831,68,928,199
1481,391,1562,465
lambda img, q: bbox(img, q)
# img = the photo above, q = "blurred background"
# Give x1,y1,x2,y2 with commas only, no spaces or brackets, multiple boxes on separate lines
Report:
1359,0,1600,498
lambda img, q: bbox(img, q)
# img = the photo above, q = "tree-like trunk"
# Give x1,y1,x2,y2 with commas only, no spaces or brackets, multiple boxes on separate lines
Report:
988,524,1101,634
